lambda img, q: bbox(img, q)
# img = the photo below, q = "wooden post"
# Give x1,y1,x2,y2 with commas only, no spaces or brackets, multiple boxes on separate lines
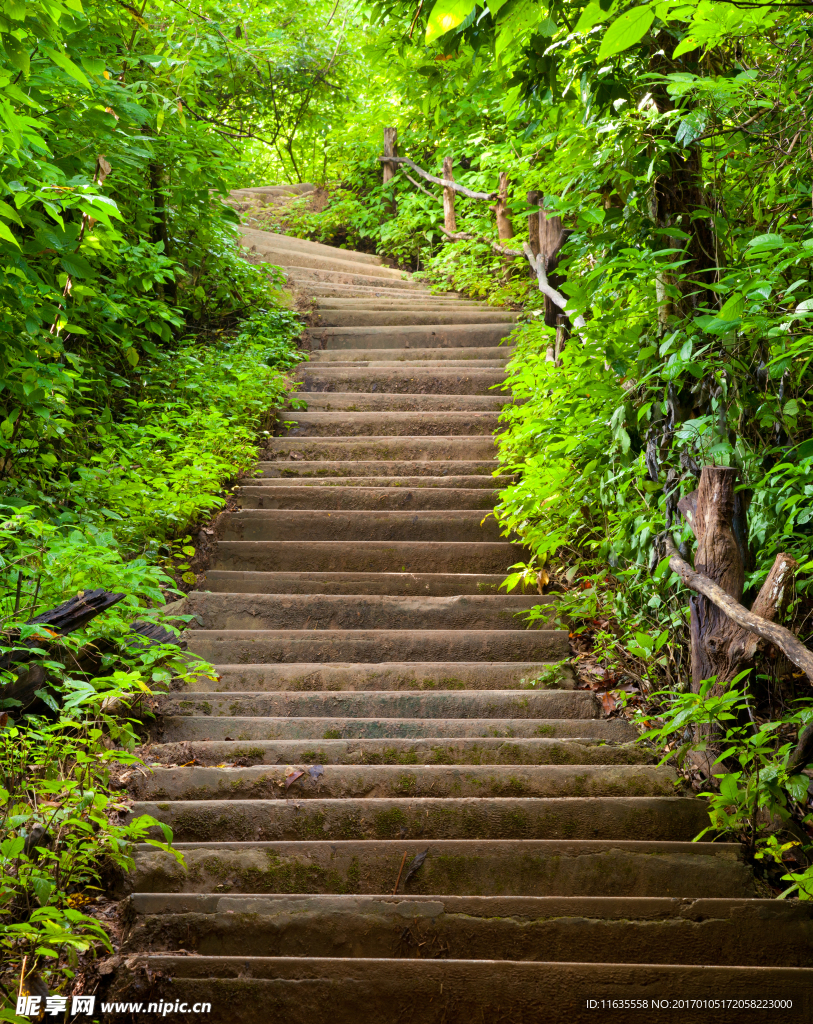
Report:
382,127,397,184
554,314,569,366
494,172,514,241
442,155,456,233
526,190,541,258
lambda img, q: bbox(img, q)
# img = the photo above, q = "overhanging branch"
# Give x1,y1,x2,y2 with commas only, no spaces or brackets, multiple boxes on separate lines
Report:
378,156,496,200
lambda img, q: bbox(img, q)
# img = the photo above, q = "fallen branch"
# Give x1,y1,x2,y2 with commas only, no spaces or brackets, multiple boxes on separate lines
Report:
402,170,434,198
378,156,496,200
663,534,813,685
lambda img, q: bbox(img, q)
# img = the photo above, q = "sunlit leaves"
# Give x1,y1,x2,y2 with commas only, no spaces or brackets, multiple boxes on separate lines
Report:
425,0,475,43
596,6,654,62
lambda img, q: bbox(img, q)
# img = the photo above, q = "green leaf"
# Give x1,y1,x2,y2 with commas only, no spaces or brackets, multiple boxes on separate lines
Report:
0,219,20,248
719,293,744,321
2,33,29,75
747,232,785,249
575,2,607,34
41,45,91,89
787,775,810,803
795,439,813,461
495,0,540,57
425,0,474,43
783,399,799,418
597,6,655,61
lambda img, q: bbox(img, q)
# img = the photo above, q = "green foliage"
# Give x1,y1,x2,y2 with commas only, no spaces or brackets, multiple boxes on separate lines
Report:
639,677,813,897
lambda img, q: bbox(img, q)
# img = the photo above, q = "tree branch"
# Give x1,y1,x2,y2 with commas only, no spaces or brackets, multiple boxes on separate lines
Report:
439,226,522,257
522,241,586,329
378,156,496,200
663,534,813,685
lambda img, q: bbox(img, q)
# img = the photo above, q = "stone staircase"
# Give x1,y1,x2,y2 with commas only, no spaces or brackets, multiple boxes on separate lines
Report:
114,227,813,1021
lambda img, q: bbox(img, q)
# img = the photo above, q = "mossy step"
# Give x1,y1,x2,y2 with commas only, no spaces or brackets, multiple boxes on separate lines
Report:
310,310,517,328
132,795,709,843
211,541,527,575
237,226,383,267
129,839,756,900
294,365,508,395
178,661,572,691
264,436,496,460
102,955,813,1024
307,324,514,347
138,737,649,767
157,715,633,743
236,486,500,510
199,571,519,596
182,593,550,632
283,266,422,289
287,392,508,411
121,893,813,967
156,687,593,721
281,411,500,436
250,460,501,478
215,510,507,543
182,627,568,664
129,764,677,803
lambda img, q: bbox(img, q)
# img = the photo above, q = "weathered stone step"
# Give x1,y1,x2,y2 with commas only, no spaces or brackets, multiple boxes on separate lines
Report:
211,541,524,575
314,298,490,309
264,437,495,460
130,764,674,803
238,226,383,267
281,411,500,436
130,838,756,899
181,662,570,691
307,348,510,363
133,796,708,843
295,365,508,394
104,955,813,1023
286,392,507,411
240,235,406,279
250,461,500,478
237,485,499,510
183,593,548,631
305,359,509,370
141,737,649,767
302,282,441,299
183,628,566,664
310,310,517,328
200,571,516,596
307,324,513,350
284,266,422,290
121,893,813,967
216,510,505,543
157,715,631,742
157,688,591,721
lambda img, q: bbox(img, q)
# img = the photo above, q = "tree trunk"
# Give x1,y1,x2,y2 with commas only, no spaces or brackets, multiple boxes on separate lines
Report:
442,156,456,233
494,172,514,240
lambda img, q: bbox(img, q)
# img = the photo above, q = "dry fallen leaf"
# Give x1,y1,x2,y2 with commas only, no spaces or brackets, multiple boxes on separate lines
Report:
285,768,305,789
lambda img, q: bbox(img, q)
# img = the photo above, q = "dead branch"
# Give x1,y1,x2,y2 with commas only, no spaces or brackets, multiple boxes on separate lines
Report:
438,226,522,257
378,156,496,200
522,241,586,329
663,534,813,685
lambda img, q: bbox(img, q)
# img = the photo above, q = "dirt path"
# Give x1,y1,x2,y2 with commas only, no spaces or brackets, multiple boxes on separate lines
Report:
112,227,813,1022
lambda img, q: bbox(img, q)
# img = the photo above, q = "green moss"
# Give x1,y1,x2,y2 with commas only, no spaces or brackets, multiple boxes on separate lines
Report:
396,773,416,793
373,805,408,837
323,729,342,739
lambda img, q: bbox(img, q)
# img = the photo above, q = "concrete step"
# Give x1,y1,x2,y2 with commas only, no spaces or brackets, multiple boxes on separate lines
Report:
310,311,518,328
303,359,509,370
132,796,708,843
121,893,813,966
183,628,568,665
250,461,500,479
156,688,593,721
157,715,631,742
238,226,383,266
129,764,674,802
294,365,508,394
286,392,507,411
138,737,652,767
181,593,548,631
211,540,526,574
280,411,500,436
102,955,813,1023
307,347,511,363
240,474,505,489
239,235,405,280
284,266,422,290
176,662,572,691
216,510,505,543
306,325,513,350
236,485,499,510
263,437,495,460
314,298,491,309
199,571,518,595
300,282,440,299
130,838,757,899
